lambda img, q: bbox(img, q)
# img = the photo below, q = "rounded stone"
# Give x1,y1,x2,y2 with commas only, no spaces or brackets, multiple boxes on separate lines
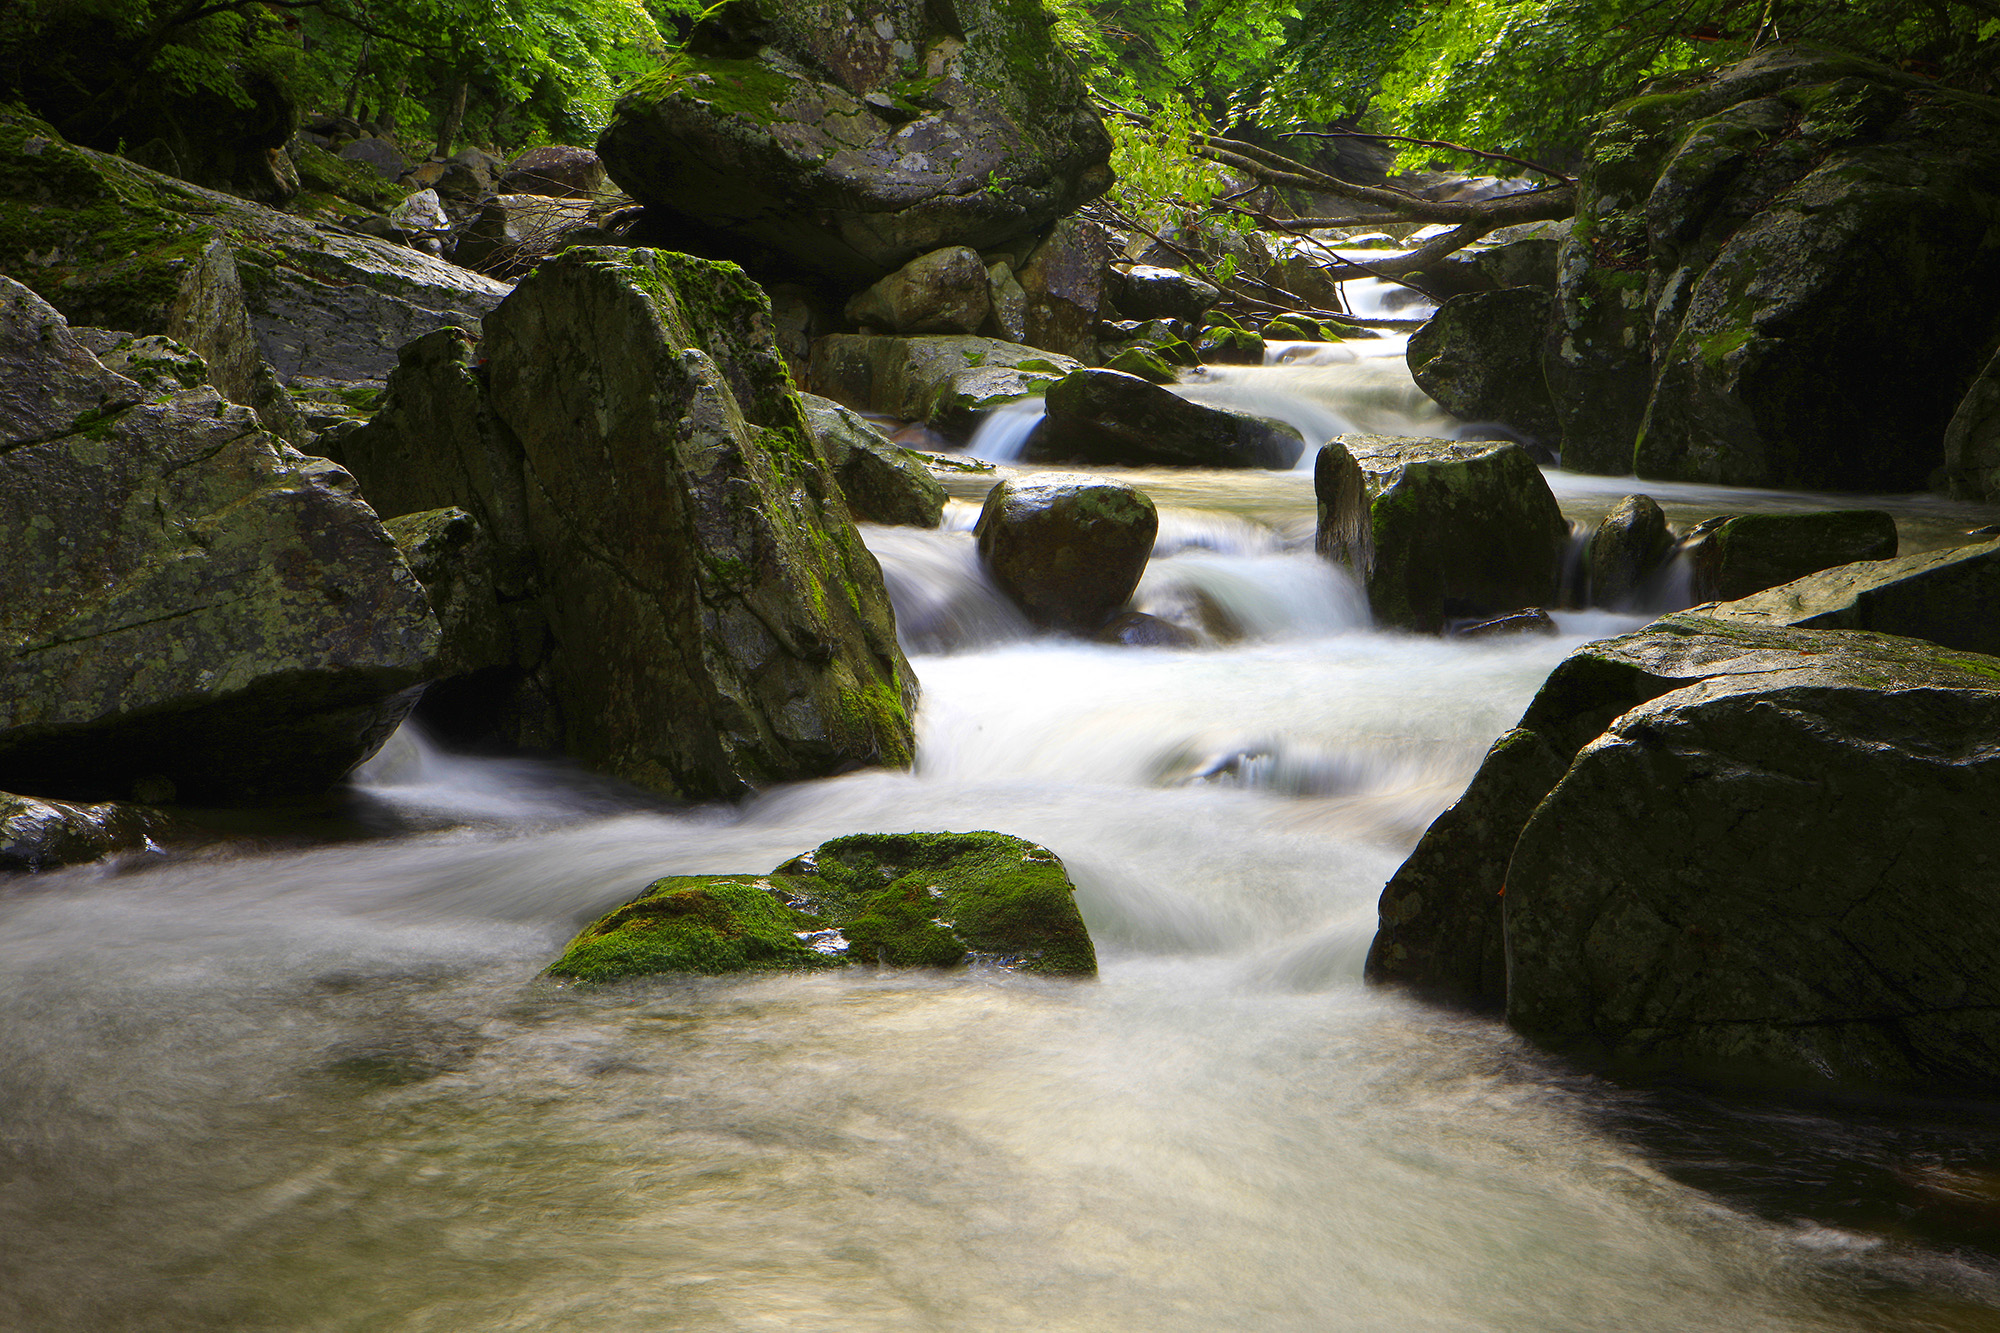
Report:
974,475,1158,634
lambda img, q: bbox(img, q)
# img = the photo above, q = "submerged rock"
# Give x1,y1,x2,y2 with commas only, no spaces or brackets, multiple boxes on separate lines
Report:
337,249,917,799
1696,537,2000,657
1032,368,1304,470
596,0,1112,286
1407,288,1557,444
1684,509,1897,602
975,475,1158,634
1371,613,2000,1094
548,831,1097,980
798,393,947,527
1315,435,1568,633
0,278,438,803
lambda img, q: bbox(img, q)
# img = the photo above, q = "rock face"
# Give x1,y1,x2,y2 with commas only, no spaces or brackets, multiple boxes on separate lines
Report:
798,393,947,526
1406,288,1558,444
596,0,1113,286
844,246,992,334
1315,435,1568,632
0,278,438,803
975,475,1158,634
1369,614,2000,1093
1697,537,2000,657
548,831,1097,979
1032,369,1305,469
0,108,510,393
1547,49,2000,487
1684,509,1897,602
1106,264,1219,322
336,248,918,799
807,333,1076,434
1588,494,1673,608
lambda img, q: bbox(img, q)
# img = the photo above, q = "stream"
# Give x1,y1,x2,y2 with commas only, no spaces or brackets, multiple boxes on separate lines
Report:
8,341,2000,1331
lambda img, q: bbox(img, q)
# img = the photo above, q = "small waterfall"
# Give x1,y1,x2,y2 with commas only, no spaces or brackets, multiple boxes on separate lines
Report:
964,396,1046,461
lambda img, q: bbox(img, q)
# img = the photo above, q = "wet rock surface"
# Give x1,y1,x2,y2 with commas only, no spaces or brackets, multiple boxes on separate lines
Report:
1684,509,1898,602
1407,288,1557,444
548,831,1096,980
1588,494,1674,608
1033,368,1304,470
975,474,1158,634
807,333,1076,434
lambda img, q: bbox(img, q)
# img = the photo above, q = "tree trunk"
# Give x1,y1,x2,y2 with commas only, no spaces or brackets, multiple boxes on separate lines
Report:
341,36,370,120
434,76,467,159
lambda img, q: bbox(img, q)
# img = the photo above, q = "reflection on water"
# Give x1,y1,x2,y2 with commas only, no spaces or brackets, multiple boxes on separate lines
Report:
6,428,2000,1331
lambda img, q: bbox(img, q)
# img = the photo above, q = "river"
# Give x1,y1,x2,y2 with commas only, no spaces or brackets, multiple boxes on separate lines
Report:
6,343,2000,1331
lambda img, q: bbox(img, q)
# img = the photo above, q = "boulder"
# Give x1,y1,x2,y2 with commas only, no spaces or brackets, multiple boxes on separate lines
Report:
1,792,174,873
338,136,408,181
1684,509,1897,602
975,475,1157,634
1315,435,1568,632
0,108,510,389
1587,494,1673,608
1101,345,1179,383
1945,343,2000,502
1503,618,2000,1091
807,333,1077,434
1407,288,1558,443
798,392,947,527
1548,49,2000,487
452,194,597,276
1472,222,1565,291
1105,264,1220,322
383,506,547,697
497,145,606,198
1032,369,1305,470
1195,325,1264,365
984,260,1029,342
843,245,992,335
0,278,438,803
337,248,918,799
1696,537,2000,657
548,831,1096,980
596,0,1113,286
289,139,407,214
1014,215,1117,361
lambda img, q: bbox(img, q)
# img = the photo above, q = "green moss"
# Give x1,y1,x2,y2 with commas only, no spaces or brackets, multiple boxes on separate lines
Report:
631,54,799,127
1698,328,1754,370
288,141,406,213
548,876,840,982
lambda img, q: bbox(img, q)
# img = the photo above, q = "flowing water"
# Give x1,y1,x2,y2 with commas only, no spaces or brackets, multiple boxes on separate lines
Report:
9,353,2000,1331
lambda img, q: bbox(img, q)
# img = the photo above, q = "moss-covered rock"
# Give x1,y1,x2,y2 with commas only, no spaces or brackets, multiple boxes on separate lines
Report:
798,392,948,526
549,831,1097,980
597,0,1112,286
806,333,1077,436
1696,536,2000,657
1684,508,1897,602
338,248,918,799
0,278,438,803
1407,288,1557,444
975,474,1158,634
1315,434,1568,633
1033,368,1304,469
289,139,408,214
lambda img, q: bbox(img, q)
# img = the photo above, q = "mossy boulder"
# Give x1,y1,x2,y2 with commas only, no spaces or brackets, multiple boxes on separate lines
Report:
1371,614,2000,1097
1684,509,1897,602
289,139,408,214
336,248,917,799
798,392,948,527
596,0,1112,286
975,474,1158,634
1407,288,1558,444
1032,368,1305,469
1314,434,1568,633
1548,48,2000,487
0,278,438,804
549,831,1097,980
1696,536,2000,657
0,107,509,390
806,333,1077,436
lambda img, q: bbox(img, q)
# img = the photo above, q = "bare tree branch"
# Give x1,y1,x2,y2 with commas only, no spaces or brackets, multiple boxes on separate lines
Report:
1277,130,1573,183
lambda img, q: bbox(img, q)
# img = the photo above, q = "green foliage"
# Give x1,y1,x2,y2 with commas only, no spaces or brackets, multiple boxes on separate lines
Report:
1105,93,1250,281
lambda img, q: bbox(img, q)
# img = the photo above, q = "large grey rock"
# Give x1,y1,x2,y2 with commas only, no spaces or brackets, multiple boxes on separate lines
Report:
798,392,947,527
338,248,918,799
1315,435,1568,632
1371,613,2000,1097
1548,49,2000,487
1032,369,1304,470
1697,537,2000,657
975,475,1157,634
807,333,1076,434
0,107,510,388
1945,343,2000,502
1683,509,1897,602
1014,215,1117,360
1407,288,1558,443
844,245,992,335
0,278,438,803
597,0,1112,286
1507,617,2000,1091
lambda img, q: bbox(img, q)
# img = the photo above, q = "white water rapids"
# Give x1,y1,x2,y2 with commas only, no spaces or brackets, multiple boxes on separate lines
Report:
6,353,2000,1330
